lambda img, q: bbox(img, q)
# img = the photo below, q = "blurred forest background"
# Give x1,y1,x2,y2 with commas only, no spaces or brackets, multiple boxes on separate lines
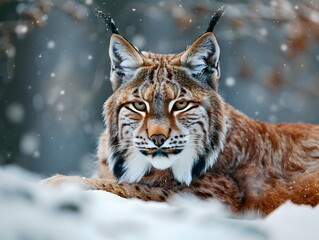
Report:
0,0,318,177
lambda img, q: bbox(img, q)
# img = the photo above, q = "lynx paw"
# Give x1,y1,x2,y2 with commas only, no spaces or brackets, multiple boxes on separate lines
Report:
42,174,92,190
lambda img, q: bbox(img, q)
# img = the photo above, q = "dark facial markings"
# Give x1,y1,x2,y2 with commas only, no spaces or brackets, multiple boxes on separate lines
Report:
191,154,207,177
109,136,127,180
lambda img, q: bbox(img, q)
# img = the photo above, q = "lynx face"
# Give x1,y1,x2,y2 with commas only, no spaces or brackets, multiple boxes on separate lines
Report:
103,31,228,185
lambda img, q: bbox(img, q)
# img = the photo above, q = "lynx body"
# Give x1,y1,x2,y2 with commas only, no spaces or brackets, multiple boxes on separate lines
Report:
46,10,319,215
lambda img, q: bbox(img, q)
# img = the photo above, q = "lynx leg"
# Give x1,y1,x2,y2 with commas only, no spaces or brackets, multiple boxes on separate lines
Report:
43,175,177,202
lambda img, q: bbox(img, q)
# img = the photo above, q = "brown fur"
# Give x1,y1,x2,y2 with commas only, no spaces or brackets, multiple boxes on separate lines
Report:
45,103,319,216
44,31,319,217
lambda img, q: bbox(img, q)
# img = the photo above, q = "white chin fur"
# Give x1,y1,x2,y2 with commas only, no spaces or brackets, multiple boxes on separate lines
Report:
119,150,151,183
149,146,199,185
118,145,200,185
148,157,173,170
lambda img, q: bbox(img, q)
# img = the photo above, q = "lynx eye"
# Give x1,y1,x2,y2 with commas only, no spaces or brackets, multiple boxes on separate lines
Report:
174,101,189,111
132,102,146,111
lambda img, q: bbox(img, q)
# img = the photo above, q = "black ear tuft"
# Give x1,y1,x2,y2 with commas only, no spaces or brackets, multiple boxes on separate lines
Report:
96,10,119,34
206,6,225,33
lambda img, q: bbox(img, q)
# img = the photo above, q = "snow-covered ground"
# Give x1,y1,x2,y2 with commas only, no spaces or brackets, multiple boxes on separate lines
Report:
0,166,318,240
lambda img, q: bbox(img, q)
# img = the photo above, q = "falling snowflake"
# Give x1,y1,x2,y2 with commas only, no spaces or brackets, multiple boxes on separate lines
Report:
225,77,236,87
33,151,40,158
280,44,288,52
47,41,56,49
132,35,146,49
85,0,93,5
15,25,28,37
19,132,40,157
6,103,25,124
259,28,268,37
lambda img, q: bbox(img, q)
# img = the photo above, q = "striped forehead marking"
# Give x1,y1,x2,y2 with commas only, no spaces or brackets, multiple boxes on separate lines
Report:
138,65,180,102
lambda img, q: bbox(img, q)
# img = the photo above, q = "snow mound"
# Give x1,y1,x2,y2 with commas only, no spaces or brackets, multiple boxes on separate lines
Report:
0,166,318,240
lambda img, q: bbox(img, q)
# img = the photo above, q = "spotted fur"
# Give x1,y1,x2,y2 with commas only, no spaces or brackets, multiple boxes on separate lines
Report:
45,9,319,216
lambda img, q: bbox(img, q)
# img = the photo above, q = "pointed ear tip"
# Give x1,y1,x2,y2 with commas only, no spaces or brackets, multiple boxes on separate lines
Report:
110,33,123,41
198,32,218,43
202,32,215,37
109,34,131,48
180,32,220,63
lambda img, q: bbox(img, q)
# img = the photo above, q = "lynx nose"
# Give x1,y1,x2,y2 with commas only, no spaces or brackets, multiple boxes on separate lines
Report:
150,134,167,147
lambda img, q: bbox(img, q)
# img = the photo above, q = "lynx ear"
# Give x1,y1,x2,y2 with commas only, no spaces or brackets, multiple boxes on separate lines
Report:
109,34,144,91
180,32,220,90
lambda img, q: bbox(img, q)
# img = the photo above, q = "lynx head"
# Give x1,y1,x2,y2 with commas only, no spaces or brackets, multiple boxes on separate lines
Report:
99,8,228,185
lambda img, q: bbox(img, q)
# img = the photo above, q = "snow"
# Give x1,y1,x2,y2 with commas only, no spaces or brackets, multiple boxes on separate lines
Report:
280,44,288,52
259,28,268,37
85,0,93,6
262,203,319,240
15,24,28,38
225,77,236,87
19,132,40,157
1,166,319,240
132,35,146,49
47,41,56,49
6,103,25,124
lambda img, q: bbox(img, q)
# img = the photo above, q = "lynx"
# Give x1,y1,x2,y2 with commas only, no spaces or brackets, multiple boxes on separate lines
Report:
45,8,319,215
